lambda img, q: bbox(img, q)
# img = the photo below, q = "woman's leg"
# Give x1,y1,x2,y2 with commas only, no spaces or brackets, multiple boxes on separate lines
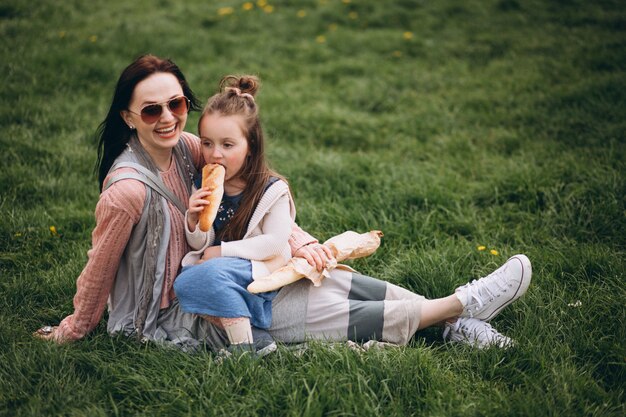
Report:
303,270,463,344
302,269,425,345
272,254,531,347
156,298,229,351
419,296,464,329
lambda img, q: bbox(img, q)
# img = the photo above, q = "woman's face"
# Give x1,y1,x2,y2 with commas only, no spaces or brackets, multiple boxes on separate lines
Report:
122,72,188,156
199,113,250,195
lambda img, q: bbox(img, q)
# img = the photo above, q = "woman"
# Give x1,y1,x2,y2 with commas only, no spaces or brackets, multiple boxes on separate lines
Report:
36,55,532,352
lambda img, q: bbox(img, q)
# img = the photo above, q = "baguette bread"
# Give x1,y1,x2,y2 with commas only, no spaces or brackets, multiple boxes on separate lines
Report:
198,164,225,232
247,230,383,293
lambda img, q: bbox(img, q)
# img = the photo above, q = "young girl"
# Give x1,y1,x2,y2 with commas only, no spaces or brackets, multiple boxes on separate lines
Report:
173,75,294,356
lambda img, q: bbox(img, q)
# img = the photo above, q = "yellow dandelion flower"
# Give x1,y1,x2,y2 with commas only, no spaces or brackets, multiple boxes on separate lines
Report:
403,31,413,40
392,50,402,58
490,249,499,256
243,2,254,10
328,23,338,31
218,7,234,16
348,11,358,19
49,226,59,236
316,35,326,43
263,5,274,13
257,0,267,7
342,0,351,4
59,31,66,38
297,10,306,18
477,245,486,251
89,35,98,43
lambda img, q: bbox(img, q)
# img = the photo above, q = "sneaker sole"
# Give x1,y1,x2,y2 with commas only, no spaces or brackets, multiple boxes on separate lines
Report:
479,254,532,321
256,341,278,358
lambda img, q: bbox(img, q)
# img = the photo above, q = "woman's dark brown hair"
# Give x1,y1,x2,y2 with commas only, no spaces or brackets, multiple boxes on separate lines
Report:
199,75,284,242
95,54,201,190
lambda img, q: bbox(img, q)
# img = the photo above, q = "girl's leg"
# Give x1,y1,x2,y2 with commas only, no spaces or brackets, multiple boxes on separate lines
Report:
202,316,253,345
174,257,276,346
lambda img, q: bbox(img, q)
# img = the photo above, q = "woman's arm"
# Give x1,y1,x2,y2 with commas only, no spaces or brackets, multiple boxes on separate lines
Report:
40,178,144,342
290,223,335,272
289,223,318,254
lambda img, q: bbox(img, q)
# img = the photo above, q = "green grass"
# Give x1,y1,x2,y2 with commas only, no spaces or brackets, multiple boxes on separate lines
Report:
1,0,625,415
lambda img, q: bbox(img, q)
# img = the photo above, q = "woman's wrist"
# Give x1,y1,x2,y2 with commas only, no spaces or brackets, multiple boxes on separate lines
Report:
296,242,315,254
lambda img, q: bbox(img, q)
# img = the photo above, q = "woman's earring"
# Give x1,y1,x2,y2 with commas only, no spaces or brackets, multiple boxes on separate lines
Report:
129,125,135,130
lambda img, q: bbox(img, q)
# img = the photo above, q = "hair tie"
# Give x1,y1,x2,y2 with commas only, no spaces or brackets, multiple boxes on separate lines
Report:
226,87,254,102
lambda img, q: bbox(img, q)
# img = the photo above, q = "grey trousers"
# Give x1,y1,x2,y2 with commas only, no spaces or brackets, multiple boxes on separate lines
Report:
271,269,424,345
156,270,424,350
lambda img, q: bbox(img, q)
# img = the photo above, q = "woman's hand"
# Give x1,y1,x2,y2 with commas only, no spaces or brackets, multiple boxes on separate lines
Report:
33,326,62,342
187,188,212,231
295,243,335,272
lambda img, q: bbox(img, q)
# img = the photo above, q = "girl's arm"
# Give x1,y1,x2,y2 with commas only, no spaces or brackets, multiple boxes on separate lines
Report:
219,193,292,261
185,187,212,250
50,178,144,342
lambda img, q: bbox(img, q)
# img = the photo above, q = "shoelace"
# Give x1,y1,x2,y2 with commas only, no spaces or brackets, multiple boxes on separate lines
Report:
444,318,513,348
455,320,513,347
459,318,498,340
459,268,510,312
442,318,466,340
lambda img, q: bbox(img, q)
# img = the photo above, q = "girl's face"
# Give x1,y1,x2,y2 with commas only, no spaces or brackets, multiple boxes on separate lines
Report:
122,72,188,156
199,113,250,195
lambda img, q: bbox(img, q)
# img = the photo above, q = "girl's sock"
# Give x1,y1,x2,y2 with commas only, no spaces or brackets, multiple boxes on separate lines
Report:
223,317,253,345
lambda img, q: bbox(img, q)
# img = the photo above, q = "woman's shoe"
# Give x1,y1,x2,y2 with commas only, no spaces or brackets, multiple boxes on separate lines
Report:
456,254,532,321
443,317,514,349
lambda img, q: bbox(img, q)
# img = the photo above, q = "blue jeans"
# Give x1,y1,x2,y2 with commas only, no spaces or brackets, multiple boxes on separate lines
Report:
174,257,277,329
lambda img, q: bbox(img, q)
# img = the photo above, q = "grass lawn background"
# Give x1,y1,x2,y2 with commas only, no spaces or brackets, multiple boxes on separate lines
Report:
1,0,624,415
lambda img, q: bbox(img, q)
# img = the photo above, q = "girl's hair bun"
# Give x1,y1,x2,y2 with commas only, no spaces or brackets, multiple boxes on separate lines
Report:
220,75,260,97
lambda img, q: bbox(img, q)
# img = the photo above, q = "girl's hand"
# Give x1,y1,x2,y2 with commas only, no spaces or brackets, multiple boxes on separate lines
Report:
200,245,221,262
187,188,212,230
295,243,335,272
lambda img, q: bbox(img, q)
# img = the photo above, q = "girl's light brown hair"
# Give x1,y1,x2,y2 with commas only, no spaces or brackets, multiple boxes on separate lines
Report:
199,75,284,242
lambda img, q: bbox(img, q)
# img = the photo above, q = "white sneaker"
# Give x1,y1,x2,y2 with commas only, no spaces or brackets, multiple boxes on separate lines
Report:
443,317,514,349
456,254,532,321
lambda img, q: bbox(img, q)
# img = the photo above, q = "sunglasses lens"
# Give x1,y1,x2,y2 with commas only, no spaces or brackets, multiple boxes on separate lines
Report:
137,97,188,123
140,105,162,123
168,97,188,115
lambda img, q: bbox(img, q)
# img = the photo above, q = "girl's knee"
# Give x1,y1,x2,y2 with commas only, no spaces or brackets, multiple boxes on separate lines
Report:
173,271,196,298
174,262,219,296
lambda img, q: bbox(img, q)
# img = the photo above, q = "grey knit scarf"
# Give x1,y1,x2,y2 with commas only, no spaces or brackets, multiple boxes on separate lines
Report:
125,134,197,339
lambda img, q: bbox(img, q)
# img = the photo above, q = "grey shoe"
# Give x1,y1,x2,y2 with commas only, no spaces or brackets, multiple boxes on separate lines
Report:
456,254,532,321
219,327,277,360
251,326,278,357
443,317,514,349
